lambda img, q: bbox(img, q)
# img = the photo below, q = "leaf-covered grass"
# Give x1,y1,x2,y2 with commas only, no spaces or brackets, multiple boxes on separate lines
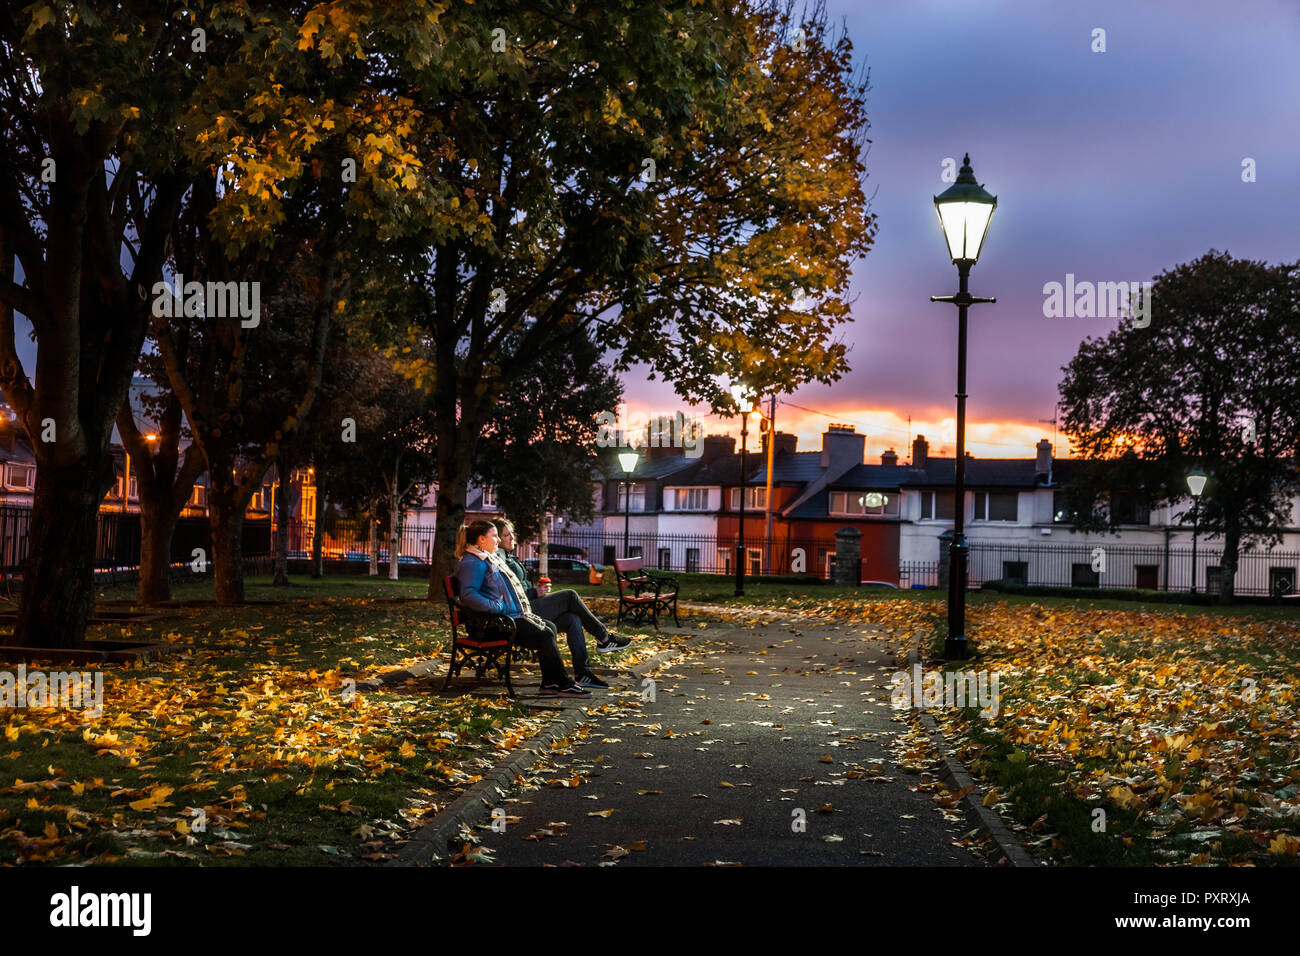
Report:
927,603,1300,865
0,576,599,865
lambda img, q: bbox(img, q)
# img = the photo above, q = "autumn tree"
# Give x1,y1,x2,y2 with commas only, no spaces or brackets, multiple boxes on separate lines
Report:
1059,250,1300,601
378,0,874,591
117,345,206,604
0,1,456,643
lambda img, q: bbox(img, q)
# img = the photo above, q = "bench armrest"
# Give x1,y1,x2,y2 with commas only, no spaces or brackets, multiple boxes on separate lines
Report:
455,602,517,641
641,570,679,595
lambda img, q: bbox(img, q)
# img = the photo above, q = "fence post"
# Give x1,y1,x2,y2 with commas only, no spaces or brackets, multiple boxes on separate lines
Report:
937,529,953,591
832,526,861,586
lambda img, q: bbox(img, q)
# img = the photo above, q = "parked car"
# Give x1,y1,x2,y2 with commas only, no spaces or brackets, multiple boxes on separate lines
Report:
523,557,592,573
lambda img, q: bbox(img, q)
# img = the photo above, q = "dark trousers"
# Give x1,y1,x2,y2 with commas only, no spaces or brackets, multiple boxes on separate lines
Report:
510,614,570,687
530,589,609,678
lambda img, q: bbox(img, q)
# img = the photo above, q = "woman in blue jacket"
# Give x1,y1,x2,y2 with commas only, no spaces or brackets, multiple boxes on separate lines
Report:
454,519,589,698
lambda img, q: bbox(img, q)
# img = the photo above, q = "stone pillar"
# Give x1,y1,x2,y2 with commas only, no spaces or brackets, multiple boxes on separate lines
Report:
833,526,862,586
937,529,954,591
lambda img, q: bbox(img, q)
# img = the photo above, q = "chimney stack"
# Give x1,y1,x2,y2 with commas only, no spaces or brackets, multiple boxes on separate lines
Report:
912,435,929,468
701,435,736,461
821,424,865,472
1035,438,1053,481
761,430,798,457
880,448,898,466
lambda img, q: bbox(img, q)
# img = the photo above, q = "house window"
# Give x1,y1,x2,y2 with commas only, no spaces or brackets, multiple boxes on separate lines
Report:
189,484,207,508
127,476,138,501
1110,492,1150,525
685,548,700,573
974,491,1018,522
1052,490,1076,524
919,492,955,520
617,483,646,512
628,545,643,559
1269,567,1295,596
1071,563,1100,588
5,464,33,489
1135,565,1159,590
746,547,762,575
729,486,766,510
673,488,708,511
480,486,497,509
830,491,897,516
1206,565,1223,596
1002,561,1028,586
658,548,671,570
603,545,617,566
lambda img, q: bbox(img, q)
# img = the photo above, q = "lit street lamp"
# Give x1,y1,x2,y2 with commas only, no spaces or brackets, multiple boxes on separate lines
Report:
931,153,997,660
1187,467,1207,594
618,450,639,557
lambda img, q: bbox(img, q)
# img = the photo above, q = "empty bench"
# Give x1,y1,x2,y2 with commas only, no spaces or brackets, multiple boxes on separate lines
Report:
613,557,680,629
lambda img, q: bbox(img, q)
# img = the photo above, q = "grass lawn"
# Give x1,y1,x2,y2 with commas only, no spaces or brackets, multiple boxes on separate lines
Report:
3,570,1294,866
0,574,683,866
919,601,1300,865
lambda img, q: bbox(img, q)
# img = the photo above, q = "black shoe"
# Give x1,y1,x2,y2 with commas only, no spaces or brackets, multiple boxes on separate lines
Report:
595,633,631,652
577,673,609,688
539,682,591,698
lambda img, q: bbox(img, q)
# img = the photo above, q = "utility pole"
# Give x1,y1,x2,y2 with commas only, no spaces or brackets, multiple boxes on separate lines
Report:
764,394,775,575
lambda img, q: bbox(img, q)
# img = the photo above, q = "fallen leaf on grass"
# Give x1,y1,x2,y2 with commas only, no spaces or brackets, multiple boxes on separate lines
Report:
587,809,616,818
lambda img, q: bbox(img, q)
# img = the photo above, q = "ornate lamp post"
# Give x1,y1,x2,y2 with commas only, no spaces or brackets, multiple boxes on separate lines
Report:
618,451,639,557
1187,467,1207,594
931,153,997,660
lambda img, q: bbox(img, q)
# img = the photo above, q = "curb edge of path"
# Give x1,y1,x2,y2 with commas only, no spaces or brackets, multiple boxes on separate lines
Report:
387,630,710,867
907,644,1038,868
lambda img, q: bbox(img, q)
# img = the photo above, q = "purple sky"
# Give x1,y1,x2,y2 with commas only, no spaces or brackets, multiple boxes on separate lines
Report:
625,0,1300,460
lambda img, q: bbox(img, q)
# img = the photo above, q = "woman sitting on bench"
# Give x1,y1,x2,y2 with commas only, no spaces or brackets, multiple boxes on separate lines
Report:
454,519,589,698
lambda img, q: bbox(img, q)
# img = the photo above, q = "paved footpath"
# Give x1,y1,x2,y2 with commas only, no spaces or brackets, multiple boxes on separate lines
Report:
473,618,980,866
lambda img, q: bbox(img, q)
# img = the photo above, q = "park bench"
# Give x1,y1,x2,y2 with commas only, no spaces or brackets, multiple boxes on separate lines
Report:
441,576,518,697
613,556,680,629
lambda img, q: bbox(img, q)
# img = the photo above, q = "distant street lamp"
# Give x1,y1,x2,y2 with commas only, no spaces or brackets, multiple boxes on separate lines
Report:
730,382,757,597
618,451,639,557
1187,467,1207,594
931,153,997,660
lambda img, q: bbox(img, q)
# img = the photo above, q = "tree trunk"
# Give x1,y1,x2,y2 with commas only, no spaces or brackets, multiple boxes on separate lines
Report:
368,497,379,576
311,473,325,579
137,504,180,605
208,486,246,605
273,452,292,586
388,459,401,581
540,519,549,578
13,461,108,648
429,468,469,596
